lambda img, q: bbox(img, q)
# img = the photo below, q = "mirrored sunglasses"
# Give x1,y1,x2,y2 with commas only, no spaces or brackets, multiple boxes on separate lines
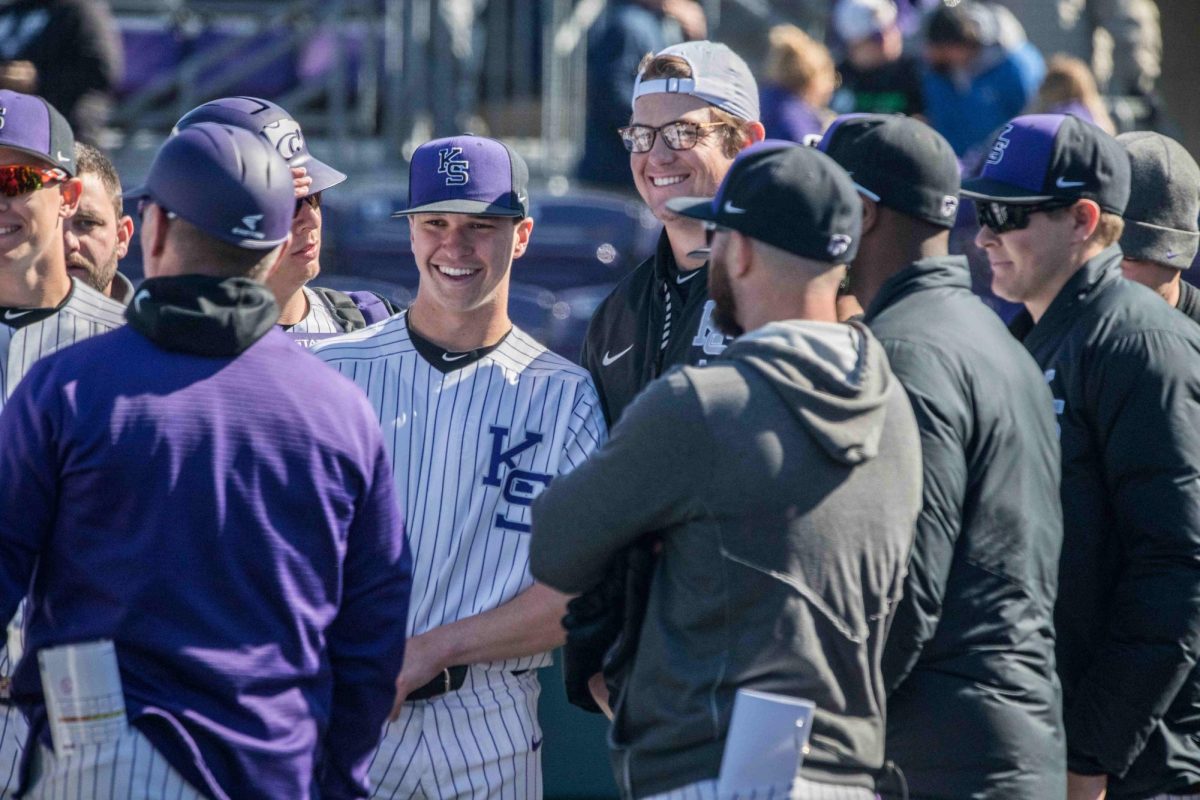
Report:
0,164,68,198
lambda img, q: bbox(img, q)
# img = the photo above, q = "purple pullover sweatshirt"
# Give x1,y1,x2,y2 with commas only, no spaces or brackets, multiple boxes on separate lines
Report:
0,324,411,799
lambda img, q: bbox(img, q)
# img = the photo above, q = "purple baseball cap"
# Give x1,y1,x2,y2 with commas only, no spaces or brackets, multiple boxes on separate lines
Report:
393,135,529,218
125,123,294,250
962,114,1131,214
0,90,76,175
174,97,347,194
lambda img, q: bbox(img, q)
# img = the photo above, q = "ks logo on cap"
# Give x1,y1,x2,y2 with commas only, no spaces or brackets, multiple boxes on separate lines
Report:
987,124,1014,166
438,147,470,186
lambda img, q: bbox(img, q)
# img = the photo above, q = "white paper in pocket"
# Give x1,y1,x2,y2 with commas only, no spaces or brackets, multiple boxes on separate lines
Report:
717,689,816,800
39,639,128,757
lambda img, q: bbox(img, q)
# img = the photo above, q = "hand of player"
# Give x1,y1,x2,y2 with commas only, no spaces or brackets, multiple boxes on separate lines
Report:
1067,771,1107,800
388,630,449,720
291,166,313,199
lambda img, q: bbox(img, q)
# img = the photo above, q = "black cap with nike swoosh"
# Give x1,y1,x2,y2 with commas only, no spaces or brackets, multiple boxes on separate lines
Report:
666,139,863,264
961,113,1131,214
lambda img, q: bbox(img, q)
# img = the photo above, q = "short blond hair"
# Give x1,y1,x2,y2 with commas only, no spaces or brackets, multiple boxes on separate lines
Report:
1030,55,1116,134
764,25,835,98
635,52,756,158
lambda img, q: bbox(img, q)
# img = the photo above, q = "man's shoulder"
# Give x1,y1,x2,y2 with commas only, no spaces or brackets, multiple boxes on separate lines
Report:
501,327,596,387
61,280,127,328
309,313,412,362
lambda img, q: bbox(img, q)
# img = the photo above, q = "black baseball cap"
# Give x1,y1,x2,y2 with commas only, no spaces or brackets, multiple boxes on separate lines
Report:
961,114,1131,214
0,90,76,175
667,140,862,263
818,113,961,228
393,134,529,218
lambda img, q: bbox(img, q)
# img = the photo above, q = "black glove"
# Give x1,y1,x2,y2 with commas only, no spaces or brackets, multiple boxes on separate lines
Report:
560,538,659,713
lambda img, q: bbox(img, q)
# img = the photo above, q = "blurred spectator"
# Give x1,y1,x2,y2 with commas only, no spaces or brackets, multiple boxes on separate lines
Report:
990,0,1160,96
921,0,1044,156
758,25,837,142
1029,54,1116,134
0,0,122,144
830,0,925,117
577,0,705,190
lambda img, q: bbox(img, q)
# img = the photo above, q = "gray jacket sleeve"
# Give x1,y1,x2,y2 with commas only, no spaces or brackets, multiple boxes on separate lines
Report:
1067,330,1200,777
878,341,970,693
530,369,707,594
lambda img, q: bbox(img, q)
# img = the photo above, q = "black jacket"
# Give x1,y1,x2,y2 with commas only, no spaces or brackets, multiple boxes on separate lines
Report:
581,231,732,425
1014,246,1200,798
866,257,1065,799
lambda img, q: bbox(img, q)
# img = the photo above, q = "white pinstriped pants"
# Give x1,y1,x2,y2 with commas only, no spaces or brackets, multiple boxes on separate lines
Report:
641,777,877,800
24,728,205,800
1148,794,1200,799
367,667,543,800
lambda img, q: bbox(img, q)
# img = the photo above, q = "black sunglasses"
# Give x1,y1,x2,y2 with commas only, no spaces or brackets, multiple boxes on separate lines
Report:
975,199,1075,234
294,191,322,217
618,120,727,154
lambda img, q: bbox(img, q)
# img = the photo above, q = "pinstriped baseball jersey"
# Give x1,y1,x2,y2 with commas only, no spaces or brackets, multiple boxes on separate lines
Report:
313,311,606,670
286,286,344,334
0,280,126,411
0,278,125,797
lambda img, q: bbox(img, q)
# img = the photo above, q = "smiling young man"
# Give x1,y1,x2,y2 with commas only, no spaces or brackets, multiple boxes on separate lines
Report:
0,90,127,798
965,113,1200,800
313,135,606,799
63,142,134,302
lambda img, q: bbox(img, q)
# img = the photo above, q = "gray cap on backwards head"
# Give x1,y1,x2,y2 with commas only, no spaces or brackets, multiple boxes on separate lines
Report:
124,123,295,250
1118,131,1200,269
631,41,760,122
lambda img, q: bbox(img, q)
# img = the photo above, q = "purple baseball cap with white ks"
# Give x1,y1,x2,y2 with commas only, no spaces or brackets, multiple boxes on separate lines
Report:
961,114,1131,214
0,90,76,175
393,134,529,218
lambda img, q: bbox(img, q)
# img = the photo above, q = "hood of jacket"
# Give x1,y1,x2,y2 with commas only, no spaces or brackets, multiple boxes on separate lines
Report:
723,319,894,465
126,274,279,357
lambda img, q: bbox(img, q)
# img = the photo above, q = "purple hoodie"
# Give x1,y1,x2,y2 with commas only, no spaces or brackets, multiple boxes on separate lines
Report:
0,325,410,799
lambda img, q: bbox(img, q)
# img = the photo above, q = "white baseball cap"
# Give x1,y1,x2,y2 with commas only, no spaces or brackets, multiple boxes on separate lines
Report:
833,0,898,43
631,40,760,122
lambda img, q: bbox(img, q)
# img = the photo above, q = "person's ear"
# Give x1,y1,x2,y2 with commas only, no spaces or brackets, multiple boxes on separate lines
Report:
115,214,134,259
1071,199,1101,243
512,217,535,260
859,195,879,236
58,177,82,218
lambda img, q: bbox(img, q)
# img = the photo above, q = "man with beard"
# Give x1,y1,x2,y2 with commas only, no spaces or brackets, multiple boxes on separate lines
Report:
531,142,922,800
63,142,134,302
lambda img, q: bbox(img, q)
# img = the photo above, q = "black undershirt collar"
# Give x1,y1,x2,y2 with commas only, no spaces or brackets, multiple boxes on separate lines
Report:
0,283,74,329
408,320,510,373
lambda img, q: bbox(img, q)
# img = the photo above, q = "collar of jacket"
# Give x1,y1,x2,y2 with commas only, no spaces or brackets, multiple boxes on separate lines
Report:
1015,244,1123,346
863,255,971,322
126,274,279,357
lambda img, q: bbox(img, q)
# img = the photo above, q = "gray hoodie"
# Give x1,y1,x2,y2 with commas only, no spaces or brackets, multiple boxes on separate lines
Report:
531,320,922,798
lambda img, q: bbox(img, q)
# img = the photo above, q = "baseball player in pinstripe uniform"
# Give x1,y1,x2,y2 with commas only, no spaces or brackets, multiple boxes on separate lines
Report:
313,134,607,799
175,97,397,345
0,90,124,798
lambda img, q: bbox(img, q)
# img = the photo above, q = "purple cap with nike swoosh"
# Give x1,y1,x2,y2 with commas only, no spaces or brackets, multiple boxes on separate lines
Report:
0,90,76,176
961,114,1131,214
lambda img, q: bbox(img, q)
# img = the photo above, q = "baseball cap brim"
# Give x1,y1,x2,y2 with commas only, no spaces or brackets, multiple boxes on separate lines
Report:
665,195,720,222
392,198,525,218
0,144,70,173
960,176,1054,204
302,158,347,195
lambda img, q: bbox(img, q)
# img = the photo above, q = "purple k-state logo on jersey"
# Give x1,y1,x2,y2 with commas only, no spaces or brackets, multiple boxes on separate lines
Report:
481,426,551,532
438,147,470,186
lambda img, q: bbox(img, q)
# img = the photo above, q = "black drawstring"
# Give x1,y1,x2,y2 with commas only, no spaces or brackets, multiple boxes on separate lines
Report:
878,759,909,800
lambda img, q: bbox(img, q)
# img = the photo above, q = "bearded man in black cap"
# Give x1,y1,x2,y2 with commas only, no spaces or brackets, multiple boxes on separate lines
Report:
531,142,921,800
820,113,1065,800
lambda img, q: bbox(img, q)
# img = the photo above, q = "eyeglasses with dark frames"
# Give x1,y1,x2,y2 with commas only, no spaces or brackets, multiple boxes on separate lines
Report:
618,120,728,154
975,199,1076,234
0,164,68,198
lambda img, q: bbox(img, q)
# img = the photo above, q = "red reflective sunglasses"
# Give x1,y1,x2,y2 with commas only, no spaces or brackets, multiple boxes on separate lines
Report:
0,164,68,198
